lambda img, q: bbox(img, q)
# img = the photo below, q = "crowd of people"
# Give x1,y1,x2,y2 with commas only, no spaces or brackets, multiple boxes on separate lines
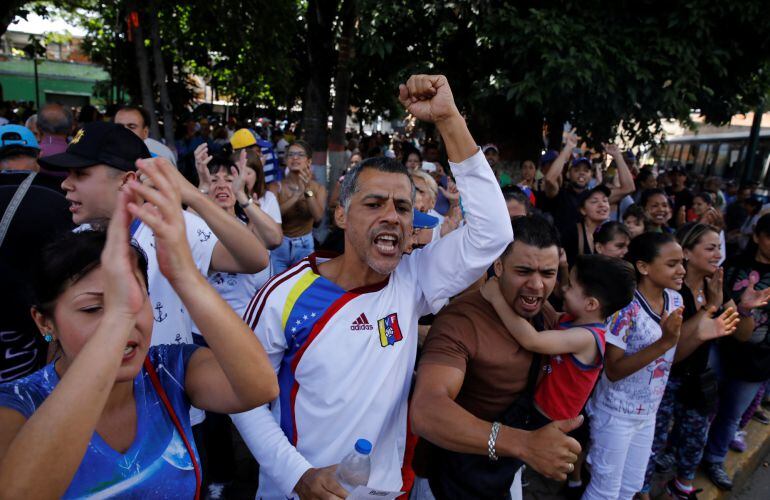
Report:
1,74,770,500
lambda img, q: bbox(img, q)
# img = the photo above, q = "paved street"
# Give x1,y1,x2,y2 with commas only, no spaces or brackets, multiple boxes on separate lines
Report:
732,450,770,499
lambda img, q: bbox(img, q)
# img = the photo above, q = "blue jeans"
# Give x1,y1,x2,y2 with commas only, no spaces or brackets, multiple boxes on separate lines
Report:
271,232,314,275
703,375,763,464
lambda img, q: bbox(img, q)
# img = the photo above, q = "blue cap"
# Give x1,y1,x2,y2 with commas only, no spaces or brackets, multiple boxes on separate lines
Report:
571,157,591,168
355,439,372,455
540,149,559,165
0,124,40,151
413,209,439,229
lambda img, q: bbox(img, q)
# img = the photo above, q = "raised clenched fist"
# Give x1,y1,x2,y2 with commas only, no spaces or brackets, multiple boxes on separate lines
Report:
398,75,460,125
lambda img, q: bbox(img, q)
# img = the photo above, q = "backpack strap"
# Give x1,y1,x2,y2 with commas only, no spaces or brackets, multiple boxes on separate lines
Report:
143,356,201,500
0,171,37,248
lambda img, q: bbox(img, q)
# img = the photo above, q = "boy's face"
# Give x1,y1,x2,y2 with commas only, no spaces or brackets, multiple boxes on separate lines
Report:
61,165,127,225
562,268,598,319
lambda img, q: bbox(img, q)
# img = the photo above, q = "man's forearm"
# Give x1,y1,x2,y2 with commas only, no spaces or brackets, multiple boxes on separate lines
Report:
544,149,571,198
412,394,524,459
231,406,313,497
436,115,477,164
610,154,635,202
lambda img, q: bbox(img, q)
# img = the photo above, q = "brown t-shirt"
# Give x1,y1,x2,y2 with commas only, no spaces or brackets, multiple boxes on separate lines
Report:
278,179,322,237
419,290,535,421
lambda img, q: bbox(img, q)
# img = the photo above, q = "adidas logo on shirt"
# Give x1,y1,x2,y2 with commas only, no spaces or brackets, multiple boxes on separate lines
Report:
350,313,374,331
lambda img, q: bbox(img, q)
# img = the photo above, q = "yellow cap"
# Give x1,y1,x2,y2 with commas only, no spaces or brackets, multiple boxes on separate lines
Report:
230,128,257,150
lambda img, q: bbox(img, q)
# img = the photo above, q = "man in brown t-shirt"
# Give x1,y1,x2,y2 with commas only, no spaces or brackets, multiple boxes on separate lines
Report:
410,215,583,499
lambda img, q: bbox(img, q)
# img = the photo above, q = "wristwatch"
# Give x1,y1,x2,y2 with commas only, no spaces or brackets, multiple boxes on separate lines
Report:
304,190,315,198
239,198,254,208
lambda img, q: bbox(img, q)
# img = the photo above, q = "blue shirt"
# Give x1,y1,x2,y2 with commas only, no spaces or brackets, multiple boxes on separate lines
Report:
0,344,200,498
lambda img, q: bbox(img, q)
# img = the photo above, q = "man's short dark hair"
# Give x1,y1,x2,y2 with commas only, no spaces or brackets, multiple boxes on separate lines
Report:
501,214,561,258
116,105,150,129
573,254,636,317
38,103,73,136
502,185,532,213
338,157,415,212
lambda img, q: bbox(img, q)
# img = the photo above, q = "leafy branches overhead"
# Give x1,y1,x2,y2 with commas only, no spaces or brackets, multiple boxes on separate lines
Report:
352,0,770,150
7,0,770,152
162,0,301,109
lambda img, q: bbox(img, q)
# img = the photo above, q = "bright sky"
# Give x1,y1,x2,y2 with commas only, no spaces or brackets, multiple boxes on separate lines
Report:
10,12,86,37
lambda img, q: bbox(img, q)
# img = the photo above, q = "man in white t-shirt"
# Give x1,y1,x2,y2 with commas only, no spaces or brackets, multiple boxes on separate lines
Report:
230,75,512,499
114,105,177,167
38,121,270,347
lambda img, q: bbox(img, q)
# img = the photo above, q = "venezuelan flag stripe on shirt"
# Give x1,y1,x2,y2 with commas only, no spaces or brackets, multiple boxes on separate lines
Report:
275,270,346,441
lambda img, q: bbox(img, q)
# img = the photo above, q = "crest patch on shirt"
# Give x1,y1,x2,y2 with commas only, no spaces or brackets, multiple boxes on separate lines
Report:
378,313,403,347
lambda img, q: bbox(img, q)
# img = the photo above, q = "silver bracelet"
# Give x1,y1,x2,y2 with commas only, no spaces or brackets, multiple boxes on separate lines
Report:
488,421,501,461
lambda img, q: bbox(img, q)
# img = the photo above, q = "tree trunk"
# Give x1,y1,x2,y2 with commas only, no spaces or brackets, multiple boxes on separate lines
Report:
301,0,339,181
149,3,175,149
327,0,357,191
128,0,159,139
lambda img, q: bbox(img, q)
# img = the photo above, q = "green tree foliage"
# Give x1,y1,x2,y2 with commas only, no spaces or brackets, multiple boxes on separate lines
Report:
7,0,770,157
351,0,770,157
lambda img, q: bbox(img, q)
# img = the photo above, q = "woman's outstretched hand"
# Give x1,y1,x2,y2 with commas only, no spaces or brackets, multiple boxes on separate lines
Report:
102,188,148,321
128,158,196,284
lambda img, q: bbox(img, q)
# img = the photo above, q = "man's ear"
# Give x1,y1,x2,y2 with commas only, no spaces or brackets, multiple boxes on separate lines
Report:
493,258,503,278
335,204,347,230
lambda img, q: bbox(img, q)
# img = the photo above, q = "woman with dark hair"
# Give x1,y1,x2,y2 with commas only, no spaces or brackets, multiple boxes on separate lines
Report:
640,188,673,233
703,214,770,491
0,163,278,498
274,140,327,274
404,148,422,172
642,223,764,498
562,185,611,267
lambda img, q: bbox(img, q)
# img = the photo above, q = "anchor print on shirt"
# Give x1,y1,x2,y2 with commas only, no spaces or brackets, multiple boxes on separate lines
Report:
197,229,212,242
154,302,168,323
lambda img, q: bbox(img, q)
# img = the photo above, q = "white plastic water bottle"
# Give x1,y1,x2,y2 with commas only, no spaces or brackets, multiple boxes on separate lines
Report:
336,438,372,493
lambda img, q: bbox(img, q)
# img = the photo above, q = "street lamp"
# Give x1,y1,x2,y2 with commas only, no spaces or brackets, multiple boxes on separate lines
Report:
23,35,47,110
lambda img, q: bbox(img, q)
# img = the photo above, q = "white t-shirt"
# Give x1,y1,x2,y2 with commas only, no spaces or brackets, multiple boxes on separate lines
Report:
207,191,282,317
588,288,683,420
132,211,219,346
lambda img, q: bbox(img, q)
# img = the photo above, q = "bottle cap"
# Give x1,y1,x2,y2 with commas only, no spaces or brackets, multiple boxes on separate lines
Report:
355,438,372,455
